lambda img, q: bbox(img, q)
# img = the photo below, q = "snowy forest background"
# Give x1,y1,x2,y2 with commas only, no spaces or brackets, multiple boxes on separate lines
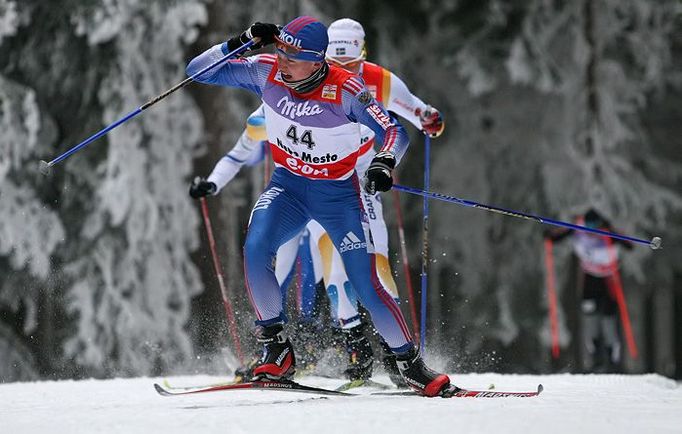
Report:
1,0,681,383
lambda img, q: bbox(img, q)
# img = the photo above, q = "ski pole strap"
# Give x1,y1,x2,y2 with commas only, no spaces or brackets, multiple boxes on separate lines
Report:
392,184,662,250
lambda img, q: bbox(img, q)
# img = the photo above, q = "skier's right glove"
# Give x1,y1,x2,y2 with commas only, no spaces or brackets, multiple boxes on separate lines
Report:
189,176,217,199
363,151,396,195
418,105,445,138
226,22,280,52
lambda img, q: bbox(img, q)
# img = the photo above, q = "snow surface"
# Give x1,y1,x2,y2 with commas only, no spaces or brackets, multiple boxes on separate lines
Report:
1,373,680,434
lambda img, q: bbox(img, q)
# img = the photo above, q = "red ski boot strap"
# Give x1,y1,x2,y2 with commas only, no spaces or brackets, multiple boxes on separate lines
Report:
253,352,294,379
424,374,450,397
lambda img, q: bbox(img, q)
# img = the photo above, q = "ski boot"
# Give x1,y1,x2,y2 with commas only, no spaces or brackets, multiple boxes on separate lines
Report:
396,347,450,397
251,324,296,381
342,323,374,381
379,339,408,388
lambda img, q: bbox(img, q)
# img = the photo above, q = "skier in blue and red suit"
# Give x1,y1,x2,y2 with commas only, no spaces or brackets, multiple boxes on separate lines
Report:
187,16,451,397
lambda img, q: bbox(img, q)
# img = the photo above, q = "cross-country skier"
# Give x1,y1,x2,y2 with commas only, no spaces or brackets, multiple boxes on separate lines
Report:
190,18,445,387
187,16,451,396
544,208,633,372
312,18,444,385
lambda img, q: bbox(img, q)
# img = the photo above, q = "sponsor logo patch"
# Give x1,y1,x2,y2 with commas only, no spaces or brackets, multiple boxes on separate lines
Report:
275,139,338,163
276,96,324,119
363,193,377,220
278,30,302,48
253,187,284,211
357,91,373,105
322,84,337,100
366,103,394,129
276,348,290,365
339,231,367,253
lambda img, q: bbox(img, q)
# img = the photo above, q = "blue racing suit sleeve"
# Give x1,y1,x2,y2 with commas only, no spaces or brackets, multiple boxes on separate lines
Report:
185,44,274,96
341,76,410,164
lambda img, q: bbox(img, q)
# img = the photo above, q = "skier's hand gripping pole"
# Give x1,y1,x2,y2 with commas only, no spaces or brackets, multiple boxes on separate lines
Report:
38,40,256,175
392,184,662,250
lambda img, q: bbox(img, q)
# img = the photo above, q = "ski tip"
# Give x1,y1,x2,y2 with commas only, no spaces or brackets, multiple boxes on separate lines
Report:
154,383,172,396
650,236,662,250
537,384,544,394
39,160,51,176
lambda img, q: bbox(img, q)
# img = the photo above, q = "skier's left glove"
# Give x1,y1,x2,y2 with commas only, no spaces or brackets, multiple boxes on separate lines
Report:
418,105,445,138
363,151,396,195
189,176,217,199
227,22,280,52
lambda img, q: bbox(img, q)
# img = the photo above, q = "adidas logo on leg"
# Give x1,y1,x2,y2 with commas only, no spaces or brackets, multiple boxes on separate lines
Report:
340,231,367,253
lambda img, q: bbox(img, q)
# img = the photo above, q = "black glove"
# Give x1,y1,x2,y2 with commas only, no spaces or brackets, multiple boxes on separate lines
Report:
363,151,396,194
227,22,280,52
189,176,217,199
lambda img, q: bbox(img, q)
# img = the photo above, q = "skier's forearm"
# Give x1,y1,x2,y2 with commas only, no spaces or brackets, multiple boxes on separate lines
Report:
386,72,428,130
185,44,231,84
207,157,244,192
377,123,409,163
186,47,270,94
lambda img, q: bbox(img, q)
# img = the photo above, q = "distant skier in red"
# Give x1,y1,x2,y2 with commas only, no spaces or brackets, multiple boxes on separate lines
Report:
544,208,633,372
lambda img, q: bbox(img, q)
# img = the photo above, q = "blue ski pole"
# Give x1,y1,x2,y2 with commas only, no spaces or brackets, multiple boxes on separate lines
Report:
420,134,431,354
39,40,255,174
392,184,662,250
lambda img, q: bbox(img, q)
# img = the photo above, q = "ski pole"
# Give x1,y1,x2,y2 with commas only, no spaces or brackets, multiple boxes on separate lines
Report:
392,184,662,250
39,40,255,174
419,134,431,354
605,237,638,359
392,174,420,342
200,197,245,365
543,239,561,359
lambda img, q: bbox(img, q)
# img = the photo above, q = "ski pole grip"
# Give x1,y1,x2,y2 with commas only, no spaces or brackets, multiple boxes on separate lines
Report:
649,236,662,250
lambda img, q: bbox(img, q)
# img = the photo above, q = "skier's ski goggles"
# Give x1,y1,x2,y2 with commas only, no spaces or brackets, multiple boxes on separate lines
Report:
274,37,325,62
326,56,364,70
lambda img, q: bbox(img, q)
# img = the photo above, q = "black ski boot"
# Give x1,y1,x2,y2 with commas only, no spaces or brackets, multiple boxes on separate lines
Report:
342,323,374,381
252,324,296,381
396,347,450,397
379,339,408,388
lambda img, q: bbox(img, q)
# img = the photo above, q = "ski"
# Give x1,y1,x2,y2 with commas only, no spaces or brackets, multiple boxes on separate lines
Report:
335,379,393,392
154,380,353,397
445,383,543,398
155,379,541,399
372,384,543,398
335,379,392,392
160,377,242,392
